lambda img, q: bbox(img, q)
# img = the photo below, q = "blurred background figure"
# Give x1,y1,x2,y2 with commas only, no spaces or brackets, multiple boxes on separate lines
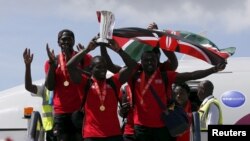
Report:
197,80,223,130
173,82,199,141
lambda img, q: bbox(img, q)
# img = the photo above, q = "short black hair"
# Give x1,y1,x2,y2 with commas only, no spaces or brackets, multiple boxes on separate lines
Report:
89,56,107,69
152,47,161,56
201,80,214,95
141,50,157,59
173,82,190,93
58,29,75,40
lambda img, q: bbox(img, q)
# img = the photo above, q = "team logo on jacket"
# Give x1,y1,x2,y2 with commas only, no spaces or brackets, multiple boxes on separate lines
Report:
221,91,245,108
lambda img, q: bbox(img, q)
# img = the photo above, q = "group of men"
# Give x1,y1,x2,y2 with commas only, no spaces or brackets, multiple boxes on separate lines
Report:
23,23,225,141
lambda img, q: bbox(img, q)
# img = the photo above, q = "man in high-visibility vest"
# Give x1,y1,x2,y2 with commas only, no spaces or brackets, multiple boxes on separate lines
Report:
197,80,223,131
23,48,56,141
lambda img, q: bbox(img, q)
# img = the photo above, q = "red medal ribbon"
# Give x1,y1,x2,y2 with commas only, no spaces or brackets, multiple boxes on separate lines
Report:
58,52,76,86
140,70,158,104
93,78,107,106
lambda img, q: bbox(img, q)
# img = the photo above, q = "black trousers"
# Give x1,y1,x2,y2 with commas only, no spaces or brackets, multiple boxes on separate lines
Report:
84,135,123,141
46,129,57,141
123,134,135,141
53,113,83,141
134,125,175,141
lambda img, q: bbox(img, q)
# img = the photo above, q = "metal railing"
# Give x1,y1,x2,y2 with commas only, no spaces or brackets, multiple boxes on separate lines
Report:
27,111,45,141
191,112,201,141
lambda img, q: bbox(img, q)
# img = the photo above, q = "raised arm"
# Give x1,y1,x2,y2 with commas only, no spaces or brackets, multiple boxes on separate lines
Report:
175,63,226,83
148,22,178,71
100,45,122,73
45,44,57,91
162,49,178,71
67,40,97,83
147,22,158,30
75,43,92,77
23,48,37,93
108,40,137,84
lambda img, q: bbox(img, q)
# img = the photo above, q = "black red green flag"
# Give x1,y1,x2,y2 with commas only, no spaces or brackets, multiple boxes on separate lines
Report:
112,27,235,65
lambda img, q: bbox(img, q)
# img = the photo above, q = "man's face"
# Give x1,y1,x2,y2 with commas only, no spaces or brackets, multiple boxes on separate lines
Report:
197,84,205,101
58,32,75,53
92,58,107,80
141,52,158,74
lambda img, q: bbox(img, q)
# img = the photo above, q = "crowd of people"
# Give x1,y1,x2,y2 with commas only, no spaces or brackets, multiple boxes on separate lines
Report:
22,23,225,141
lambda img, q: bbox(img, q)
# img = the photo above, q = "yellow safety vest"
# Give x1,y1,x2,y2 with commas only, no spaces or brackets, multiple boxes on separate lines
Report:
41,89,54,131
198,97,223,131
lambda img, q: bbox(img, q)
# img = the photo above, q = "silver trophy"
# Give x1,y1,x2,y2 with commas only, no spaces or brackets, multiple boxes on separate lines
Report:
96,10,115,44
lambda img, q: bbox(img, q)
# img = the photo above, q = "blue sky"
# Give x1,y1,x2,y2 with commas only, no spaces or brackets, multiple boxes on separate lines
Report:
0,0,250,91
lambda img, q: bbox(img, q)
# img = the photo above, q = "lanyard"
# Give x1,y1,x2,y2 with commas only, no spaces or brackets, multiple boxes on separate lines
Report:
140,70,157,105
58,52,76,86
93,78,107,111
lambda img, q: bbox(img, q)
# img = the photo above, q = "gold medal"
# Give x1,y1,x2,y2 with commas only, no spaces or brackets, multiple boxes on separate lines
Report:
64,80,69,86
99,105,105,111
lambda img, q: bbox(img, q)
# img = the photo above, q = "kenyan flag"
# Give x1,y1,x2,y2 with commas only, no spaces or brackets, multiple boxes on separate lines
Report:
113,27,235,65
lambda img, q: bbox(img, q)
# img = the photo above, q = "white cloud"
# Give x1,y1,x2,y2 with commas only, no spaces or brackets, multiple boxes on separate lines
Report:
1,0,250,33
222,0,250,33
